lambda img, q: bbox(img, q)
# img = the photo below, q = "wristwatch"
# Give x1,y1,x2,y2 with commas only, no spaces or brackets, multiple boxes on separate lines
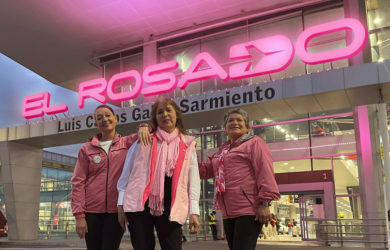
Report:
260,201,271,207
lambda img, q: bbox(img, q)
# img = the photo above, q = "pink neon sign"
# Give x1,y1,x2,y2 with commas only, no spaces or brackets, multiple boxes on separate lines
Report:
295,18,367,64
22,18,367,119
229,35,294,79
22,92,68,119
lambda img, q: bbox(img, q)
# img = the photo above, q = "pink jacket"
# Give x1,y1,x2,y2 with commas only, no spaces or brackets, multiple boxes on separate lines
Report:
118,134,200,225
199,134,280,219
71,133,138,219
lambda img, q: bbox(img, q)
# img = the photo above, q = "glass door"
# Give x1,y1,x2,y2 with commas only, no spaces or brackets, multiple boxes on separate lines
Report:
299,194,325,241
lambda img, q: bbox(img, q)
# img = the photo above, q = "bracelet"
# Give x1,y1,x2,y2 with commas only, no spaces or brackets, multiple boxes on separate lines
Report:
260,201,271,207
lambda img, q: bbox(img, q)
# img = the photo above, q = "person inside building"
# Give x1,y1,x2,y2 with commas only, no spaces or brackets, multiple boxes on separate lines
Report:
71,104,149,250
197,108,280,250
208,210,218,240
117,96,201,250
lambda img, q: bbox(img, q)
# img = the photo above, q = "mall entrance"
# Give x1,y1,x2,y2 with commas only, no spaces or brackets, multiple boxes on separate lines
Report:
263,191,326,242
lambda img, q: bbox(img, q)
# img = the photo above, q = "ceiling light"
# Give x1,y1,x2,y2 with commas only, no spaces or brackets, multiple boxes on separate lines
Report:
378,58,384,63
276,125,281,130
280,128,285,133
374,18,381,24
340,155,345,160
289,166,295,170
284,162,288,166
377,40,383,45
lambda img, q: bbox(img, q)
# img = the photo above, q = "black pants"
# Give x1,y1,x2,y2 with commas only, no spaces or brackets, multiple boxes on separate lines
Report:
210,224,217,240
85,213,124,250
126,177,182,250
223,216,262,250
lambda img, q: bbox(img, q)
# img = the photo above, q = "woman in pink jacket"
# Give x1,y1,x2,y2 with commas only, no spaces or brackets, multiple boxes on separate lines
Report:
199,108,280,250
117,96,200,250
71,105,148,250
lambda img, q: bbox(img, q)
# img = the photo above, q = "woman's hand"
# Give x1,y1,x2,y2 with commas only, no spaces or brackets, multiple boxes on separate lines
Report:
255,206,271,224
118,205,128,231
76,217,88,239
189,214,200,234
137,126,151,146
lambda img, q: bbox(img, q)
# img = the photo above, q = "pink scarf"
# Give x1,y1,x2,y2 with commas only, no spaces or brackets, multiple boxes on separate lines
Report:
214,142,231,210
148,127,180,216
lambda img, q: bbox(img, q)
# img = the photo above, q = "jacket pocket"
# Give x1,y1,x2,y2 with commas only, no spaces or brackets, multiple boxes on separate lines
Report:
240,187,254,206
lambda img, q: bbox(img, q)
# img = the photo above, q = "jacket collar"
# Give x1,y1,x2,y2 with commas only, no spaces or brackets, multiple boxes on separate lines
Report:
90,133,121,146
228,133,253,147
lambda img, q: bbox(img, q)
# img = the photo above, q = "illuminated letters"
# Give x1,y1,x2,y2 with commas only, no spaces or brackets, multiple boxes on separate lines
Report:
142,60,179,96
295,18,367,64
107,70,142,102
229,35,294,79
22,18,368,119
78,78,108,109
22,92,68,119
177,52,229,89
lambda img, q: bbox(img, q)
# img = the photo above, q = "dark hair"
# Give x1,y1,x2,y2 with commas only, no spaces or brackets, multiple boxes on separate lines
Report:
94,104,115,118
151,96,186,135
223,108,249,129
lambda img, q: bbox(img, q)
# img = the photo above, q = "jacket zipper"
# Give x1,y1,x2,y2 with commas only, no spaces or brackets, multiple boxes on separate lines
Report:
105,145,112,212
241,187,254,206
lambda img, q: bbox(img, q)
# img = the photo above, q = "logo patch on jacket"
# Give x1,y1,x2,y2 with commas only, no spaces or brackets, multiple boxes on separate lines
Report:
93,155,101,164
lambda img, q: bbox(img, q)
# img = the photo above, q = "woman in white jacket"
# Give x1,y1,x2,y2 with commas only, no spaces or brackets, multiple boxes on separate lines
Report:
117,96,200,250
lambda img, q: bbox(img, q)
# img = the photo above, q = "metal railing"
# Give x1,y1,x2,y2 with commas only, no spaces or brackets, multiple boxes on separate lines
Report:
308,218,387,247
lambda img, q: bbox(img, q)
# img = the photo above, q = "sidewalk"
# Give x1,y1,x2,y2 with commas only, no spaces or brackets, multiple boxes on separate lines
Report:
0,238,386,250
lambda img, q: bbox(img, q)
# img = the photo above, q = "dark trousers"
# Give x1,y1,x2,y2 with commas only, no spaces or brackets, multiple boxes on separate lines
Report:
85,213,124,250
126,177,182,250
223,216,262,250
210,224,217,240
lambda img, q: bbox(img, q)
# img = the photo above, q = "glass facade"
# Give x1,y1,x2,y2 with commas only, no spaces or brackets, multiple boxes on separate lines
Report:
39,151,76,239
367,0,390,62
1,0,388,244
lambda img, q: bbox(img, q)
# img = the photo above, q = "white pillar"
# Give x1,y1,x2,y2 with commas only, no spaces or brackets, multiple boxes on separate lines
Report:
353,104,386,247
378,104,390,248
0,142,42,240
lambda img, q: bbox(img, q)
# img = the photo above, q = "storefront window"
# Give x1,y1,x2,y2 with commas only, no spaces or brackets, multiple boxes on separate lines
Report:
367,0,390,62
335,196,362,219
274,160,311,173
333,157,359,195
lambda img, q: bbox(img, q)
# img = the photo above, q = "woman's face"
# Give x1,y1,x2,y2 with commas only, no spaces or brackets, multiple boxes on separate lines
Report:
225,113,248,141
94,107,117,133
156,103,177,133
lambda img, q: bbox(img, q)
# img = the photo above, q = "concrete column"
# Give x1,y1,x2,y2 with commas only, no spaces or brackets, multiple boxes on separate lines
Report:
344,0,371,65
0,142,42,240
353,104,386,247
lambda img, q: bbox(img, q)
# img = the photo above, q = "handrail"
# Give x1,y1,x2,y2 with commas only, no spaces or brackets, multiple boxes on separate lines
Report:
302,218,388,247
